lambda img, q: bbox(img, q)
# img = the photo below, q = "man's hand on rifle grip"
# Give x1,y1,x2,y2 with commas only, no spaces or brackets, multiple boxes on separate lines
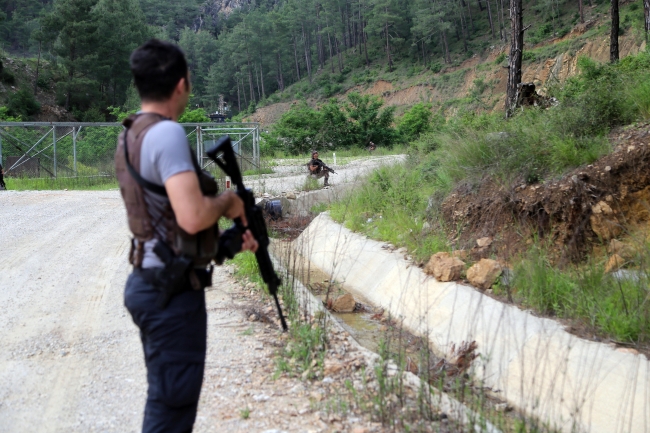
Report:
241,229,258,253
222,191,248,227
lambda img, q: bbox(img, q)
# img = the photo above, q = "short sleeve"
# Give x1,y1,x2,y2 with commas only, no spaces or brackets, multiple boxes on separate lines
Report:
140,121,195,185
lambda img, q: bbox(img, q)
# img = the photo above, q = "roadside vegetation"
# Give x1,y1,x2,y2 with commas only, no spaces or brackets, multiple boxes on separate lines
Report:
229,247,525,431
326,51,650,347
5,176,117,191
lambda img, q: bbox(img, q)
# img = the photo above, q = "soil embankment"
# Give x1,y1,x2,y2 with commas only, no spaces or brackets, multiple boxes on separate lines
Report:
442,123,650,261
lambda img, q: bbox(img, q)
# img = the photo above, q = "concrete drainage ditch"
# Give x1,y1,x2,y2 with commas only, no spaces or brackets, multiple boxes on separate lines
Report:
282,212,649,433
270,243,502,433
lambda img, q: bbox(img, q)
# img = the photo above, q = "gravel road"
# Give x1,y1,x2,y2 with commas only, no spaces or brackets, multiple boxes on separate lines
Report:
0,191,363,433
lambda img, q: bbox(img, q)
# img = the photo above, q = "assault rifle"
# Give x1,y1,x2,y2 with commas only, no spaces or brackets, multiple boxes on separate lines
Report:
207,136,288,331
310,159,336,174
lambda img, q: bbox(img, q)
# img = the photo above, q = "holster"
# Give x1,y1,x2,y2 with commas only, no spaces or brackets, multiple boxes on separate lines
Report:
152,240,213,308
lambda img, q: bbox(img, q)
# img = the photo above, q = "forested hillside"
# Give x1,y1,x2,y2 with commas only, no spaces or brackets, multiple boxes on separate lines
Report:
0,0,646,121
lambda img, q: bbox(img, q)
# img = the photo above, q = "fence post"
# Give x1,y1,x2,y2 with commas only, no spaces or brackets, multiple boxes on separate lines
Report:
52,126,57,178
72,126,77,176
196,126,201,165
0,131,3,167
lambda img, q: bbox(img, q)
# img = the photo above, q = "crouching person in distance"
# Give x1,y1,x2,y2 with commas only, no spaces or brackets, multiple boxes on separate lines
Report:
115,39,258,433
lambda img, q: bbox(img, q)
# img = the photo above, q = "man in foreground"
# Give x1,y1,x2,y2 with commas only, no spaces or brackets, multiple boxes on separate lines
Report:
307,150,334,186
115,39,258,432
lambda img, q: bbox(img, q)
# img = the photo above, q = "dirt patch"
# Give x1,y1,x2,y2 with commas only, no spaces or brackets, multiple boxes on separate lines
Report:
268,214,314,240
247,101,294,127
441,123,650,262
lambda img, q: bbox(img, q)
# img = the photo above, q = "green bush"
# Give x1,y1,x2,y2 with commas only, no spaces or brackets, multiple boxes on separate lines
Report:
430,61,443,73
36,75,50,90
512,244,650,343
330,163,448,261
0,69,15,84
269,93,396,154
397,103,433,142
7,88,40,118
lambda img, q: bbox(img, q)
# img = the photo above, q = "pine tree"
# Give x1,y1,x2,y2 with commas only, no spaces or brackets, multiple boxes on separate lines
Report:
367,0,405,71
42,0,99,110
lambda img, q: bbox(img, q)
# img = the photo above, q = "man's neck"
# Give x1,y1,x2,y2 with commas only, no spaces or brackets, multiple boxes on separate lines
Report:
140,101,178,121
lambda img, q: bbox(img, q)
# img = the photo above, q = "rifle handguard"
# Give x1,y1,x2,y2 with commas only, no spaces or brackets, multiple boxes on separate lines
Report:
206,136,288,331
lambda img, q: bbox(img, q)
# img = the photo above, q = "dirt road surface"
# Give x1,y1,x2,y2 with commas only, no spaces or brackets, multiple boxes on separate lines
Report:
0,191,361,433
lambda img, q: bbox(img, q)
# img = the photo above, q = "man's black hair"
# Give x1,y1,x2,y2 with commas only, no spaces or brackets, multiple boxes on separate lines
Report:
130,39,189,102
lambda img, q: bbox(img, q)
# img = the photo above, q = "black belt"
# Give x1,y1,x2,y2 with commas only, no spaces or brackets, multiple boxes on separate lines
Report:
135,266,213,308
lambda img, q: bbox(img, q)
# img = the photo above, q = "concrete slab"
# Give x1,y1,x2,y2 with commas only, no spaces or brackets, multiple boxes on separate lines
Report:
292,213,650,433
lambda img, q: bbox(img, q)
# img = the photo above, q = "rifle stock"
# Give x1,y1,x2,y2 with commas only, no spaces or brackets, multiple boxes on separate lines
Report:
207,136,288,331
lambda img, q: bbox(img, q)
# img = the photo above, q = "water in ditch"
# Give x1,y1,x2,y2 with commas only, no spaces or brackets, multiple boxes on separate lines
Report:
271,240,422,355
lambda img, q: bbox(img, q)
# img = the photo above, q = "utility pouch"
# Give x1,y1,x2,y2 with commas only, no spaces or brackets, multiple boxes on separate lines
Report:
153,240,194,308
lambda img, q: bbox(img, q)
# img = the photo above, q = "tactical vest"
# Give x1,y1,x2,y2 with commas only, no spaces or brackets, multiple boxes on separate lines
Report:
115,113,219,268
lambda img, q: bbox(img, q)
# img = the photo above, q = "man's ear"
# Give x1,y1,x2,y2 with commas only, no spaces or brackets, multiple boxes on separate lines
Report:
175,78,187,95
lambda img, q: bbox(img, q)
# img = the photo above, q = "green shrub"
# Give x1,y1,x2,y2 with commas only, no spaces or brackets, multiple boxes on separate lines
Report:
494,52,506,64
512,244,650,343
522,51,537,62
0,69,15,84
397,103,433,142
7,88,40,118
430,61,443,73
330,163,448,261
0,106,21,121
36,75,49,90
269,93,396,154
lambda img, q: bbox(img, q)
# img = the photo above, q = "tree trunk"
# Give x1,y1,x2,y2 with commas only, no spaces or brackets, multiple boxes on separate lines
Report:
486,0,495,39
276,52,284,91
259,61,266,99
246,48,255,103
459,8,468,52
316,5,324,70
499,0,507,41
579,0,585,23
643,0,650,44
466,0,474,32
34,40,41,94
363,21,370,66
506,0,523,116
302,23,312,82
336,37,343,72
241,76,247,107
327,31,335,73
610,0,619,62
346,0,353,49
254,63,261,100
441,29,451,63
477,0,484,12
236,78,241,111
339,3,348,48
292,33,301,81
385,19,393,71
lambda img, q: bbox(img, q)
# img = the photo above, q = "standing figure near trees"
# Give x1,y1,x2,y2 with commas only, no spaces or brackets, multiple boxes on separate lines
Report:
307,150,335,186
115,39,258,433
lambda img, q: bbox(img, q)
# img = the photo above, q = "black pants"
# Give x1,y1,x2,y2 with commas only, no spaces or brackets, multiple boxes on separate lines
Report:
125,269,207,433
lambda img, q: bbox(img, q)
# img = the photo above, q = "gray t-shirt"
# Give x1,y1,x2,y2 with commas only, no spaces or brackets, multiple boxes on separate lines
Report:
139,120,195,268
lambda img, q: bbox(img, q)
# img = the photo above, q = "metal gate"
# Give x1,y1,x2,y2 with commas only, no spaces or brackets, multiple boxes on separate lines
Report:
0,121,260,181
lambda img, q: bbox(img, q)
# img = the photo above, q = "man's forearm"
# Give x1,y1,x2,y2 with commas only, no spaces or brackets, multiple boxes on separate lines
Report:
193,192,234,233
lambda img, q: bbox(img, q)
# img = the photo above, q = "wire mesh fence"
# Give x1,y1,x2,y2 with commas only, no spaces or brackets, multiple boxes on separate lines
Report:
0,122,260,189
